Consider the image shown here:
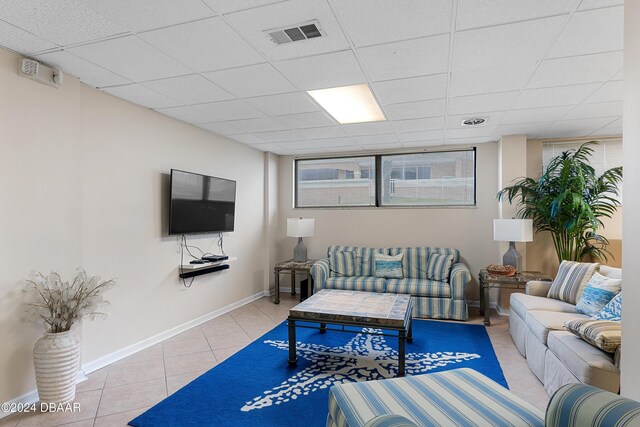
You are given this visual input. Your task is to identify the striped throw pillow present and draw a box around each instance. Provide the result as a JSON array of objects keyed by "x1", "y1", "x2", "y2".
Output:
[
  {"x1": 329, "y1": 251, "x2": 356, "y2": 277},
  {"x1": 374, "y1": 253, "x2": 404, "y2": 279},
  {"x1": 426, "y1": 253, "x2": 454, "y2": 282},
  {"x1": 565, "y1": 319, "x2": 621, "y2": 353},
  {"x1": 547, "y1": 261, "x2": 599, "y2": 304},
  {"x1": 575, "y1": 272, "x2": 621, "y2": 316}
]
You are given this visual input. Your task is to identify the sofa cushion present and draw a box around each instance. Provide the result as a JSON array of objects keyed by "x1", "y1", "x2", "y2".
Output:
[
  {"x1": 426, "y1": 253, "x2": 454, "y2": 282},
  {"x1": 329, "y1": 251, "x2": 357, "y2": 277},
  {"x1": 547, "y1": 261, "x2": 599, "y2": 304},
  {"x1": 328, "y1": 246, "x2": 388, "y2": 277},
  {"x1": 575, "y1": 272, "x2": 621, "y2": 316},
  {"x1": 510, "y1": 293, "x2": 577, "y2": 320},
  {"x1": 374, "y1": 253, "x2": 403, "y2": 279},
  {"x1": 595, "y1": 292, "x2": 622, "y2": 321},
  {"x1": 325, "y1": 276, "x2": 387, "y2": 293},
  {"x1": 524, "y1": 310, "x2": 590, "y2": 345},
  {"x1": 386, "y1": 278, "x2": 451, "y2": 298},
  {"x1": 565, "y1": 319, "x2": 622, "y2": 353},
  {"x1": 389, "y1": 247, "x2": 459, "y2": 279},
  {"x1": 547, "y1": 331, "x2": 619, "y2": 389}
]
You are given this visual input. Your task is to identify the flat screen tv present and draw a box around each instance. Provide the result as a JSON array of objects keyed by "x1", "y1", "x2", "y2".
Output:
[{"x1": 169, "y1": 169, "x2": 236, "y2": 235}]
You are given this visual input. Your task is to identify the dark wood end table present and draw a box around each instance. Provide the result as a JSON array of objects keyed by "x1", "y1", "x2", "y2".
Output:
[
  {"x1": 479, "y1": 269, "x2": 552, "y2": 326},
  {"x1": 274, "y1": 259, "x2": 316, "y2": 304}
]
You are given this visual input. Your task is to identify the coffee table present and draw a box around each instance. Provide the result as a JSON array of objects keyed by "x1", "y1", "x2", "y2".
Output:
[{"x1": 287, "y1": 289, "x2": 413, "y2": 377}]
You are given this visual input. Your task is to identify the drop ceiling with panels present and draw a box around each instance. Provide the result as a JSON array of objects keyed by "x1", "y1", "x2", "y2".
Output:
[{"x1": 0, "y1": 0, "x2": 623, "y2": 156}]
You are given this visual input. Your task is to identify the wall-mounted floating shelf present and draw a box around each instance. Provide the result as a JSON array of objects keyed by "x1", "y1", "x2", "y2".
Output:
[{"x1": 178, "y1": 257, "x2": 237, "y2": 279}]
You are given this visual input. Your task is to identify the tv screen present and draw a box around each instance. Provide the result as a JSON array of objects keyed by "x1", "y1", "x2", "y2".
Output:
[{"x1": 169, "y1": 169, "x2": 236, "y2": 235}]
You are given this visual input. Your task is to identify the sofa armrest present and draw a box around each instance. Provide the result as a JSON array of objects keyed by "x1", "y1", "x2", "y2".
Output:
[
  {"x1": 363, "y1": 415, "x2": 419, "y2": 427},
  {"x1": 311, "y1": 258, "x2": 330, "y2": 291},
  {"x1": 450, "y1": 263, "x2": 471, "y2": 300},
  {"x1": 526, "y1": 280, "x2": 553, "y2": 297},
  {"x1": 546, "y1": 383, "x2": 640, "y2": 426}
]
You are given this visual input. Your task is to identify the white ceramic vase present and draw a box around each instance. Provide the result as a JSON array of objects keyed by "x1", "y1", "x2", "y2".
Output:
[{"x1": 33, "y1": 330, "x2": 81, "y2": 404}]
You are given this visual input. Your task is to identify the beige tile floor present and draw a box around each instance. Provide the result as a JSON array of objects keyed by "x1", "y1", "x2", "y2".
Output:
[{"x1": 1, "y1": 294, "x2": 548, "y2": 427}]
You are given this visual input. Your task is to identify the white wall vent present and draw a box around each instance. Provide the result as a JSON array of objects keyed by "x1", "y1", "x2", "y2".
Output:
[{"x1": 265, "y1": 20, "x2": 323, "y2": 45}]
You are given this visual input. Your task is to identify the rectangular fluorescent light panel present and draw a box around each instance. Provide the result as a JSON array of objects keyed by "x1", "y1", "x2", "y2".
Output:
[{"x1": 307, "y1": 84, "x2": 386, "y2": 124}]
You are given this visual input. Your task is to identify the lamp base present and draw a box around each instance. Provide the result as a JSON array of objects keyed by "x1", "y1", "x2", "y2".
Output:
[
  {"x1": 503, "y1": 241, "x2": 522, "y2": 272},
  {"x1": 293, "y1": 237, "x2": 307, "y2": 262}
]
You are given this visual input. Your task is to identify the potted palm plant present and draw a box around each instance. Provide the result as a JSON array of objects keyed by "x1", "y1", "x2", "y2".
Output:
[
  {"x1": 497, "y1": 141, "x2": 622, "y2": 263},
  {"x1": 24, "y1": 269, "x2": 115, "y2": 404}
]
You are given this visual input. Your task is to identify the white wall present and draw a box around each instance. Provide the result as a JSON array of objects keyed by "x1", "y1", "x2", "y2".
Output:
[
  {"x1": 621, "y1": 1, "x2": 640, "y2": 400},
  {"x1": 0, "y1": 47, "x2": 268, "y2": 403},
  {"x1": 277, "y1": 143, "x2": 500, "y2": 301}
]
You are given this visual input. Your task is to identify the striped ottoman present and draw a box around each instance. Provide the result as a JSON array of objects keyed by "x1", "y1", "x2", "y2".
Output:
[{"x1": 327, "y1": 368, "x2": 544, "y2": 427}]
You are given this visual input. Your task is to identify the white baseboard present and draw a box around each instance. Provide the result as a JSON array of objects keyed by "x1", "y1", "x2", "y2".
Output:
[
  {"x1": 0, "y1": 290, "x2": 269, "y2": 419},
  {"x1": 468, "y1": 300, "x2": 510, "y2": 317}
]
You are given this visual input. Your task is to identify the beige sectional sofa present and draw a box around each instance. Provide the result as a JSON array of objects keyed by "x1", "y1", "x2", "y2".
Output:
[{"x1": 509, "y1": 265, "x2": 621, "y2": 396}]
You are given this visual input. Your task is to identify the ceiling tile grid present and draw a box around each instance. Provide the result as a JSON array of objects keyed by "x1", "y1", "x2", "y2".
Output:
[{"x1": 0, "y1": 0, "x2": 624, "y2": 155}]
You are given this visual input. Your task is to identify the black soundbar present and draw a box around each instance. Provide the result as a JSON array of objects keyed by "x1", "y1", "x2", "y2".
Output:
[{"x1": 179, "y1": 264, "x2": 230, "y2": 279}]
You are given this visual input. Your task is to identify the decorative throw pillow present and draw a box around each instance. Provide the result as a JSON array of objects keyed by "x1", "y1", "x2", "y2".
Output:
[
  {"x1": 575, "y1": 272, "x2": 622, "y2": 316},
  {"x1": 374, "y1": 253, "x2": 404, "y2": 279},
  {"x1": 595, "y1": 292, "x2": 622, "y2": 321},
  {"x1": 565, "y1": 319, "x2": 621, "y2": 353},
  {"x1": 547, "y1": 261, "x2": 599, "y2": 304},
  {"x1": 329, "y1": 251, "x2": 356, "y2": 277},
  {"x1": 426, "y1": 253, "x2": 454, "y2": 282}
]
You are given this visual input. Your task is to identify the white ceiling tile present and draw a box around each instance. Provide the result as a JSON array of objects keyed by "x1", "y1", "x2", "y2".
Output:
[
  {"x1": 527, "y1": 51, "x2": 623, "y2": 89},
  {"x1": 585, "y1": 80, "x2": 623, "y2": 103},
  {"x1": 384, "y1": 99, "x2": 445, "y2": 120},
  {"x1": 34, "y1": 50, "x2": 130, "y2": 87},
  {"x1": 296, "y1": 126, "x2": 347, "y2": 139},
  {"x1": 354, "y1": 134, "x2": 399, "y2": 145},
  {"x1": 224, "y1": 0, "x2": 350, "y2": 61},
  {"x1": 328, "y1": 146, "x2": 365, "y2": 153},
  {"x1": 397, "y1": 130, "x2": 445, "y2": 142},
  {"x1": 139, "y1": 17, "x2": 264, "y2": 72},
  {"x1": 343, "y1": 121, "x2": 395, "y2": 136},
  {"x1": 309, "y1": 137, "x2": 357, "y2": 147},
  {"x1": 273, "y1": 50, "x2": 366, "y2": 91},
  {"x1": 103, "y1": 84, "x2": 179, "y2": 109},
  {"x1": 253, "y1": 129, "x2": 306, "y2": 142},
  {"x1": 84, "y1": 0, "x2": 213, "y2": 33},
  {"x1": 359, "y1": 142, "x2": 403, "y2": 150},
  {"x1": 578, "y1": 0, "x2": 623, "y2": 10},
  {"x1": 501, "y1": 106, "x2": 574, "y2": 124},
  {"x1": 156, "y1": 105, "x2": 203, "y2": 122},
  {"x1": 0, "y1": 0, "x2": 124, "y2": 45},
  {"x1": 449, "y1": 62, "x2": 536, "y2": 97},
  {"x1": 603, "y1": 117, "x2": 622, "y2": 128},
  {"x1": 452, "y1": 16, "x2": 565, "y2": 72},
  {"x1": 447, "y1": 91, "x2": 518, "y2": 115},
  {"x1": 245, "y1": 92, "x2": 318, "y2": 116},
  {"x1": 563, "y1": 101, "x2": 622, "y2": 120},
  {"x1": 513, "y1": 83, "x2": 601, "y2": 109},
  {"x1": 196, "y1": 121, "x2": 245, "y2": 135},
  {"x1": 444, "y1": 136, "x2": 495, "y2": 145},
  {"x1": 288, "y1": 147, "x2": 329, "y2": 155},
  {"x1": 247, "y1": 142, "x2": 283, "y2": 152},
  {"x1": 158, "y1": 99, "x2": 264, "y2": 123},
  {"x1": 69, "y1": 36, "x2": 192, "y2": 82},
  {"x1": 542, "y1": 117, "x2": 620, "y2": 137},
  {"x1": 202, "y1": 0, "x2": 281, "y2": 14},
  {"x1": 456, "y1": 0, "x2": 578, "y2": 30},
  {"x1": 372, "y1": 74, "x2": 448, "y2": 105},
  {"x1": 401, "y1": 140, "x2": 444, "y2": 148},
  {"x1": 276, "y1": 112, "x2": 336, "y2": 129},
  {"x1": 142, "y1": 74, "x2": 234, "y2": 104},
  {"x1": 590, "y1": 127, "x2": 622, "y2": 136},
  {"x1": 392, "y1": 117, "x2": 445, "y2": 133},
  {"x1": 357, "y1": 35, "x2": 449, "y2": 81},
  {"x1": 547, "y1": 7, "x2": 623, "y2": 58},
  {"x1": 493, "y1": 123, "x2": 551, "y2": 138},
  {"x1": 276, "y1": 140, "x2": 320, "y2": 149},
  {"x1": 446, "y1": 111, "x2": 505, "y2": 129},
  {"x1": 203, "y1": 63, "x2": 296, "y2": 97},
  {"x1": 225, "y1": 117, "x2": 288, "y2": 133},
  {"x1": 446, "y1": 127, "x2": 494, "y2": 138},
  {"x1": 232, "y1": 134, "x2": 267, "y2": 144},
  {"x1": 0, "y1": 20, "x2": 57, "y2": 54},
  {"x1": 332, "y1": 0, "x2": 452, "y2": 47}
]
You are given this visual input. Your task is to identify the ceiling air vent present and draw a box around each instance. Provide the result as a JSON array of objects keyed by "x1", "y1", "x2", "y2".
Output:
[
  {"x1": 266, "y1": 20, "x2": 323, "y2": 45},
  {"x1": 461, "y1": 117, "x2": 487, "y2": 126}
]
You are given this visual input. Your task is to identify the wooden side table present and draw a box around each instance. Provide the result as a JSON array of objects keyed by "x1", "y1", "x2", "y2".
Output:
[
  {"x1": 274, "y1": 259, "x2": 316, "y2": 304},
  {"x1": 478, "y1": 269, "x2": 552, "y2": 326}
]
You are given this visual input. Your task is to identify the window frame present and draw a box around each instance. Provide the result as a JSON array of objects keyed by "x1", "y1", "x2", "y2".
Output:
[{"x1": 294, "y1": 148, "x2": 477, "y2": 209}]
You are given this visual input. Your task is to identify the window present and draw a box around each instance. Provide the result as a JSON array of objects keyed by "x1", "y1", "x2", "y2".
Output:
[
  {"x1": 294, "y1": 149, "x2": 476, "y2": 208},
  {"x1": 295, "y1": 156, "x2": 376, "y2": 207}
]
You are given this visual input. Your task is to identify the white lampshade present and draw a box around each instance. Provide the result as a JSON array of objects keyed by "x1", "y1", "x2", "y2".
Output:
[
  {"x1": 287, "y1": 218, "x2": 315, "y2": 238},
  {"x1": 493, "y1": 219, "x2": 533, "y2": 242}
]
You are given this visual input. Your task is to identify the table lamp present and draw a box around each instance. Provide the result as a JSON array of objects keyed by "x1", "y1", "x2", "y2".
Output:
[
  {"x1": 493, "y1": 219, "x2": 533, "y2": 272},
  {"x1": 287, "y1": 218, "x2": 315, "y2": 262}
]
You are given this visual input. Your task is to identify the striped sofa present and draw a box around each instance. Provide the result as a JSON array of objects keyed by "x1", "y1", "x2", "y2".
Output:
[
  {"x1": 311, "y1": 246, "x2": 471, "y2": 320},
  {"x1": 327, "y1": 368, "x2": 640, "y2": 427}
]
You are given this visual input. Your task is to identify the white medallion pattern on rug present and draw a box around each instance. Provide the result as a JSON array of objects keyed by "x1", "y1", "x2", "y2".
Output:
[{"x1": 241, "y1": 328, "x2": 480, "y2": 412}]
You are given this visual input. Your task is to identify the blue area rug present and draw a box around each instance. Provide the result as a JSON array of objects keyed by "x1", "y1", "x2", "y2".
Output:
[{"x1": 129, "y1": 319, "x2": 507, "y2": 427}]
